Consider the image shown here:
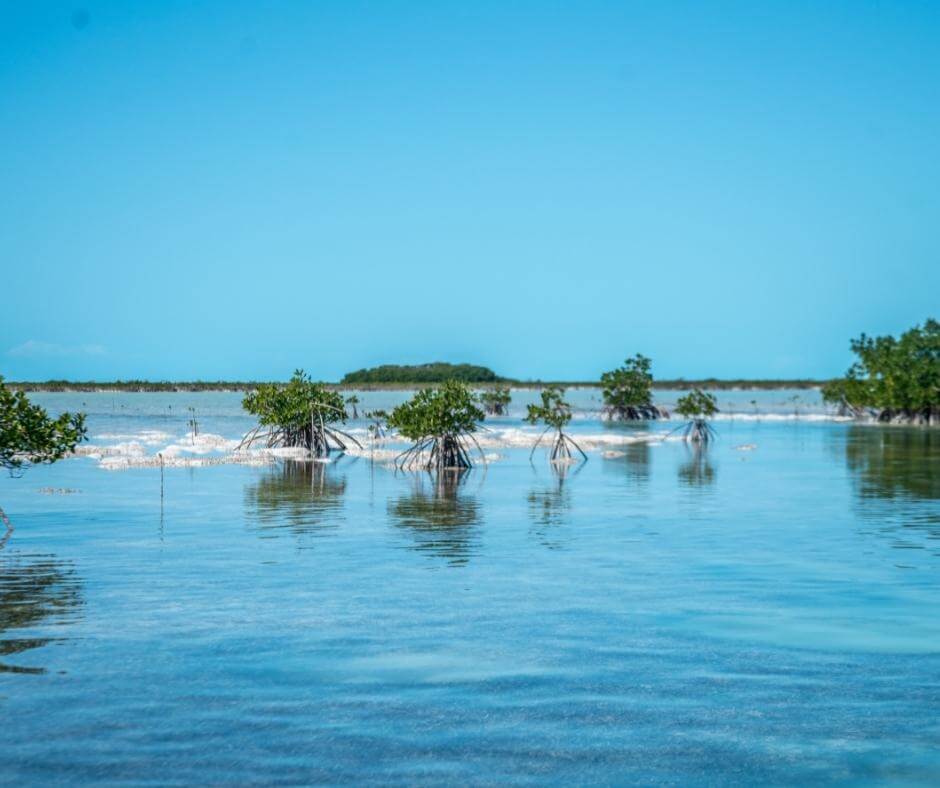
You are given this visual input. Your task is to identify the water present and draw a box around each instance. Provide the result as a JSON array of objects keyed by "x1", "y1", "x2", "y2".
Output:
[{"x1": 1, "y1": 391, "x2": 938, "y2": 784}]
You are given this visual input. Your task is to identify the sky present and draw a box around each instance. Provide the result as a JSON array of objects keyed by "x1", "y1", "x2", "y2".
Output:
[{"x1": 1, "y1": 0, "x2": 938, "y2": 382}]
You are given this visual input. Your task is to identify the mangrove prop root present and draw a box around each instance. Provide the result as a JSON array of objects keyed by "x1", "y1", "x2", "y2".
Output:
[
  {"x1": 237, "y1": 422, "x2": 359, "y2": 458},
  {"x1": 604, "y1": 404, "x2": 667, "y2": 421},
  {"x1": 683, "y1": 419, "x2": 717, "y2": 443},
  {"x1": 537, "y1": 430, "x2": 588, "y2": 464},
  {"x1": 396, "y1": 433, "x2": 475, "y2": 471}
]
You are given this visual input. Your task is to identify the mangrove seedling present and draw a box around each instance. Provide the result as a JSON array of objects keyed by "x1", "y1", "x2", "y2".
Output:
[
  {"x1": 525, "y1": 386, "x2": 587, "y2": 463},
  {"x1": 345, "y1": 394, "x2": 360, "y2": 420},
  {"x1": 365, "y1": 409, "x2": 389, "y2": 441},
  {"x1": 601, "y1": 353, "x2": 665, "y2": 420},
  {"x1": 388, "y1": 380, "x2": 485, "y2": 471},
  {"x1": 0, "y1": 376, "x2": 86, "y2": 537},
  {"x1": 238, "y1": 369, "x2": 361, "y2": 457},
  {"x1": 186, "y1": 406, "x2": 199, "y2": 445},
  {"x1": 674, "y1": 388, "x2": 718, "y2": 443},
  {"x1": 480, "y1": 385, "x2": 512, "y2": 417}
]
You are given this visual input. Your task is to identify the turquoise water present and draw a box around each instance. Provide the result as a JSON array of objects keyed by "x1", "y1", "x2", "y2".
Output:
[{"x1": 1, "y1": 392, "x2": 938, "y2": 784}]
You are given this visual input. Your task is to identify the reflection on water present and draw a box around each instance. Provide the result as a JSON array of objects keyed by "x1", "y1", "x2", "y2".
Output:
[
  {"x1": 845, "y1": 427, "x2": 939, "y2": 501},
  {"x1": 601, "y1": 441, "x2": 651, "y2": 485},
  {"x1": 245, "y1": 460, "x2": 347, "y2": 541},
  {"x1": 388, "y1": 470, "x2": 481, "y2": 565},
  {"x1": 678, "y1": 446, "x2": 716, "y2": 488},
  {"x1": 0, "y1": 554, "x2": 83, "y2": 675},
  {"x1": 841, "y1": 427, "x2": 940, "y2": 555},
  {"x1": 527, "y1": 466, "x2": 573, "y2": 549}
]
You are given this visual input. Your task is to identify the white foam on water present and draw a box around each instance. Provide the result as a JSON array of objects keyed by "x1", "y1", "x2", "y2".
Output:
[{"x1": 93, "y1": 430, "x2": 176, "y2": 445}]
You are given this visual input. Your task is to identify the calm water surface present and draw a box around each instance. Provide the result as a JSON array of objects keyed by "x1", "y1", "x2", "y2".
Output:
[{"x1": 1, "y1": 392, "x2": 938, "y2": 784}]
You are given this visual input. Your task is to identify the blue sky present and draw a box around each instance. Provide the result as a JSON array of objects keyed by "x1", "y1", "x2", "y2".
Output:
[{"x1": 2, "y1": 0, "x2": 938, "y2": 381}]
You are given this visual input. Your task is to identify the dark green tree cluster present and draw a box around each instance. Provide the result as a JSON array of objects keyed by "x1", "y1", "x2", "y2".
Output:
[
  {"x1": 1, "y1": 376, "x2": 86, "y2": 534},
  {"x1": 342, "y1": 363, "x2": 501, "y2": 385},
  {"x1": 674, "y1": 388, "x2": 719, "y2": 443},
  {"x1": 239, "y1": 370, "x2": 360, "y2": 456},
  {"x1": 388, "y1": 380, "x2": 485, "y2": 470},
  {"x1": 822, "y1": 318, "x2": 939, "y2": 424},
  {"x1": 601, "y1": 354, "x2": 664, "y2": 420},
  {"x1": 480, "y1": 385, "x2": 512, "y2": 416},
  {"x1": 525, "y1": 386, "x2": 586, "y2": 462}
]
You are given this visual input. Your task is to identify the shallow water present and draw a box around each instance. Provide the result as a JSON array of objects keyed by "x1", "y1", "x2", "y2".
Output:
[{"x1": 1, "y1": 392, "x2": 938, "y2": 784}]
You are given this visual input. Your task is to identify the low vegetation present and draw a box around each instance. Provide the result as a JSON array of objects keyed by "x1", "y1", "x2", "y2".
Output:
[
  {"x1": 601, "y1": 354, "x2": 665, "y2": 420},
  {"x1": 388, "y1": 381, "x2": 485, "y2": 471},
  {"x1": 525, "y1": 386, "x2": 587, "y2": 463},
  {"x1": 0, "y1": 376, "x2": 86, "y2": 535},
  {"x1": 674, "y1": 388, "x2": 719, "y2": 443},
  {"x1": 822, "y1": 318, "x2": 938, "y2": 424},
  {"x1": 238, "y1": 370, "x2": 361, "y2": 457}
]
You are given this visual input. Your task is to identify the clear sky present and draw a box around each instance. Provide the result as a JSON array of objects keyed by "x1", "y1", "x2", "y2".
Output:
[{"x1": 2, "y1": 1, "x2": 938, "y2": 382}]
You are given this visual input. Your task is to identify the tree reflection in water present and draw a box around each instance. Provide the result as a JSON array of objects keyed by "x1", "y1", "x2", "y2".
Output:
[
  {"x1": 844, "y1": 427, "x2": 939, "y2": 502},
  {"x1": 841, "y1": 427, "x2": 939, "y2": 554},
  {"x1": 601, "y1": 441, "x2": 651, "y2": 486},
  {"x1": 678, "y1": 445, "x2": 716, "y2": 488},
  {"x1": 0, "y1": 554, "x2": 83, "y2": 675},
  {"x1": 527, "y1": 462, "x2": 578, "y2": 549},
  {"x1": 245, "y1": 459, "x2": 348, "y2": 542},
  {"x1": 388, "y1": 470, "x2": 481, "y2": 565}
]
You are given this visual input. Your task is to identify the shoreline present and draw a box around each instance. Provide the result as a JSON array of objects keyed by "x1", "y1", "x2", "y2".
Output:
[{"x1": 7, "y1": 379, "x2": 829, "y2": 393}]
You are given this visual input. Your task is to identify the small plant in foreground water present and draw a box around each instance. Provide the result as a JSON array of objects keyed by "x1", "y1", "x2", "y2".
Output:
[
  {"x1": 525, "y1": 386, "x2": 587, "y2": 463},
  {"x1": 674, "y1": 388, "x2": 718, "y2": 443}
]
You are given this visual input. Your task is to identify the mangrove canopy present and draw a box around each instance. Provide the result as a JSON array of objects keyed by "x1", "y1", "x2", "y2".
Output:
[
  {"x1": 388, "y1": 380, "x2": 485, "y2": 471},
  {"x1": 822, "y1": 318, "x2": 939, "y2": 425},
  {"x1": 239, "y1": 370, "x2": 361, "y2": 456},
  {"x1": 601, "y1": 354, "x2": 665, "y2": 420}
]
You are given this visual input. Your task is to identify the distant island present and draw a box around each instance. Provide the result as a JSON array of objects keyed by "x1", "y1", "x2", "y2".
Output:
[{"x1": 342, "y1": 362, "x2": 503, "y2": 385}]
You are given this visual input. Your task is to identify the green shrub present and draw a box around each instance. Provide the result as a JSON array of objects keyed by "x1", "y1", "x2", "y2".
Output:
[
  {"x1": 674, "y1": 388, "x2": 718, "y2": 443},
  {"x1": 480, "y1": 385, "x2": 512, "y2": 416},
  {"x1": 822, "y1": 319, "x2": 938, "y2": 424},
  {"x1": 388, "y1": 381, "x2": 484, "y2": 470},
  {"x1": 524, "y1": 386, "x2": 586, "y2": 462},
  {"x1": 601, "y1": 354, "x2": 662, "y2": 420},
  {"x1": 240, "y1": 370, "x2": 358, "y2": 456}
]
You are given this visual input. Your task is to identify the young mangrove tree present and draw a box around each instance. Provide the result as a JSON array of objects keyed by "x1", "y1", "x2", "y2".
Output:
[
  {"x1": 526, "y1": 386, "x2": 587, "y2": 463},
  {"x1": 388, "y1": 380, "x2": 485, "y2": 471},
  {"x1": 480, "y1": 385, "x2": 512, "y2": 416},
  {"x1": 674, "y1": 388, "x2": 718, "y2": 443},
  {"x1": 601, "y1": 353, "x2": 665, "y2": 420},
  {"x1": 239, "y1": 369, "x2": 361, "y2": 456}
]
